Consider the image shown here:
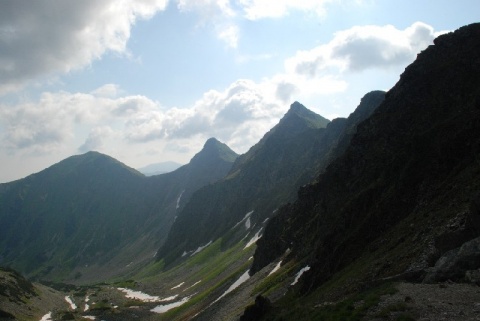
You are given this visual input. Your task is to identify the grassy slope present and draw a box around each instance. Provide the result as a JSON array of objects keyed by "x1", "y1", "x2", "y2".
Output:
[{"x1": 24, "y1": 233, "x2": 258, "y2": 321}]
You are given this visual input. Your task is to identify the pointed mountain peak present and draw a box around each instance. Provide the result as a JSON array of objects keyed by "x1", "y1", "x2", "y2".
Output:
[
  {"x1": 203, "y1": 137, "x2": 222, "y2": 148},
  {"x1": 281, "y1": 101, "x2": 330, "y2": 130},
  {"x1": 190, "y1": 138, "x2": 238, "y2": 166},
  {"x1": 288, "y1": 101, "x2": 309, "y2": 114}
]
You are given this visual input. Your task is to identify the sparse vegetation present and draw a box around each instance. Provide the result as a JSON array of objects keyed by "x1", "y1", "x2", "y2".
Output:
[{"x1": 90, "y1": 300, "x2": 112, "y2": 311}]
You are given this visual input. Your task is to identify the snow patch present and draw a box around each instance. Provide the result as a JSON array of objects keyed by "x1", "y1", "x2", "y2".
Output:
[
  {"x1": 151, "y1": 296, "x2": 191, "y2": 314},
  {"x1": 184, "y1": 280, "x2": 202, "y2": 291},
  {"x1": 170, "y1": 282, "x2": 184, "y2": 290},
  {"x1": 65, "y1": 296, "x2": 77, "y2": 310},
  {"x1": 214, "y1": 270, "x2": 250, "y2": 303},
  {"x1": 268, "y1": 261, "x2": 282, "y2": 276},
  {"x1": 40, "y1": 312, "x2": 53, "y2": 321},
  {"x1": 182, "y1": 250, "x2": 188, "y2": 257},
  {"x1": 233, "y1": 211, "x2": 254, "y2": 229},
  {"x1": 84, "y1": 294, "x2": 90, "y2": 311},
  {"x1": 190, "y1": 241, "x2": 212, "y2": 256},
  {"x1": 118, "y1": 288, "x2": 177, "y2": 303},
  {"x1": 118, "y1": 288, "x2": 160, "y2": 302},
  {"x1": 244, "y1": 229, "x2": 262, "y2": 249},
  {"x1": 176, "y1": 190, "x2": 185, "y2": 209},
  {"x1": 245, "y1": 217, "x2": 251, "y2": 229},
  {"x1": 83, "y1": 316, "x2": 96, "y2": 320},
  {"x1": 291, "y1": 266, "x2": 311, "y2": 285}
]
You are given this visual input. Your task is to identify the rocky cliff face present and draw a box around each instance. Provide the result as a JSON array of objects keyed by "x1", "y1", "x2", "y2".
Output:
[{"x1": 252, "y1": 22, "x2": 480, "y2": 296}]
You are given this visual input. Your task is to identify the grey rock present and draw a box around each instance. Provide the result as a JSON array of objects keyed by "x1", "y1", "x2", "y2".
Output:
[
  {"x1": 465, "y1": 269, "x2": 480, "y2": 285},
  {"x1": 424, "y1": 236, "x2": 480, "y2": 283}
]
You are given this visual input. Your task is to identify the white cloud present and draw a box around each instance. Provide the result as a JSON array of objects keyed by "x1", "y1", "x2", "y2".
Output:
[
  {"x1": 174, "y1": 0, "x2": 335, "y2": 47},
  {"x1": 177, "y1": 0, "x2": 235, "y2": 19},
  {"x1": 91, "y1": 84, "x2": 121, "y2": 98},
  {"x1": 286, "y1": 22, "x2": 438, "y2": 76},
  {"x1": 0, "y1": 0, "x2": 168, "y2": 94},
  {"x1": 218, "y1": 25, "x2": 240, "y2": 48},
  {"x1": 176, "y1": 0, "x2": 239, "y2": 48},
  {"x1": 0, "y1": 80, "x2": 281, "y2": 158},
  {"x1": 0, "y1": 96, "x2": 73, "y2": 153},
  {"x1": 237, "y1": 0, "x2": 334, "y2": 20},
  {"x1": 0, "y1": 87, "x2": 161, "y2": 155},
  {"x1": 78, "y1": 126, "x2": 114, "y2": 153},
  {"x1": 123, "y1": 79, "x2": 285, "y2": 150}
]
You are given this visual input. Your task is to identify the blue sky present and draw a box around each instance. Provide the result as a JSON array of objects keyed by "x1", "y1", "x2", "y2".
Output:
[{"x1": 0, "y1": 0, "x2": 478, "y2": 182}]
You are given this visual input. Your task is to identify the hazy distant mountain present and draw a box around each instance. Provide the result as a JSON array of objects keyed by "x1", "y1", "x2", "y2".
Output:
[
  {"x1": 0, "y1": 139, "x2": 237, "y2": 282},
  {"x1": 137, "y1": 161, "x2": 183, "y2": 176}
]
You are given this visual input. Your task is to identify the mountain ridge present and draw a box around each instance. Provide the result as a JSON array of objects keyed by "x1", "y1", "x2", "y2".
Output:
[
  {"x1": 157, "y1": 101, "x2": 332, "y2": 264},
  {"x1": 250, "y1": 23, "x2": 480, "y2": 309},
  {"x1": 0, "y1": 138, "x2": 237, "y2": 283},
  {"x1": 157, "y1": 94, "x2": 386, "y2": 266}
]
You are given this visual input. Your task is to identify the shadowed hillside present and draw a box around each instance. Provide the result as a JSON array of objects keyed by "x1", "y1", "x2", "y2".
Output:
[
  {"x1": 0, "y1": 139, "x2": 237, "y2": 283},
  {"x1": 248, "y1": 22, "x2": 480, "y2": 320}
]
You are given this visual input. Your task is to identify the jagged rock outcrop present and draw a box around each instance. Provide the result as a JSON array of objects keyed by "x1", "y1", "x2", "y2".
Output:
[{"x1": 251, "y1": 22, "x2": 480, "y2": 296}]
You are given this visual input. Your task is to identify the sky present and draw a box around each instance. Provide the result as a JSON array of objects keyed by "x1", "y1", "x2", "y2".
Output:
[{"x1": 0, "y1": 0, "x2": 478, "y2": 183}]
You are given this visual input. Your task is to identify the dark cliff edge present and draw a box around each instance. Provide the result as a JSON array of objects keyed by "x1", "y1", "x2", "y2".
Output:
[{"x1": 251, "y1": 22, "x2": 480, "y2": 299}]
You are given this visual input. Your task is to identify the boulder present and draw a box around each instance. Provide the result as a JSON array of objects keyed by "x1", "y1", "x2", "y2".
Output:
[
  {"x1": 424, "y1": 236, "x2": 480, "y2": 283},
  {"x1": 240, "y1": 295, "x2": 272, "y2": 321}
]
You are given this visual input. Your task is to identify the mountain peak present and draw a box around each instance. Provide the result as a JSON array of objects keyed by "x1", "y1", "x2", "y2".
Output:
[
  {"x1": 280, "y1": 101, "x2": 330, "y2": 130},
  {"x1": 289, "y1": 100, "x2": 308, "y2": 111},
  {"x1": 43, "y1": 150, "x2": 143, "y2": 180},
  {"x1": 286, "y1": 101, "x2": 311, "y2": 117},
  {"x1": 190, "y1": 138, "x2": 238, "y2": 165},
  {"x1": 203, "y1": 137, "x2": 222, "y2": 148}
]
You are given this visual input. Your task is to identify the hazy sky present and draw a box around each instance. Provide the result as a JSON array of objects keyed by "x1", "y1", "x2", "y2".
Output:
[{"x1": 0, "y1": 0, "x2": 478, "y2": 182}]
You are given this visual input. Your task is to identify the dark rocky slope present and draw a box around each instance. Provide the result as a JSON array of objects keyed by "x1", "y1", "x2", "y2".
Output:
[
  {"x1": 157, "y1": 94, "x2": 385, "y2": 265},
  {"x1": 157, "y1": 103, "x2": 331, "y2": 263},
  {"x1": 252, "y1": 21, "x2": 480, "y2": 302},
  {"x1": 0, "y1": 267, "x2": 65, "y2": 320}
]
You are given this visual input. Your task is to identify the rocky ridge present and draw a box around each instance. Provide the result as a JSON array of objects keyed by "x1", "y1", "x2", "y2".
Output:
[{"x1": 248, "y1": 22, "x2": 480, "y2": 319}]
